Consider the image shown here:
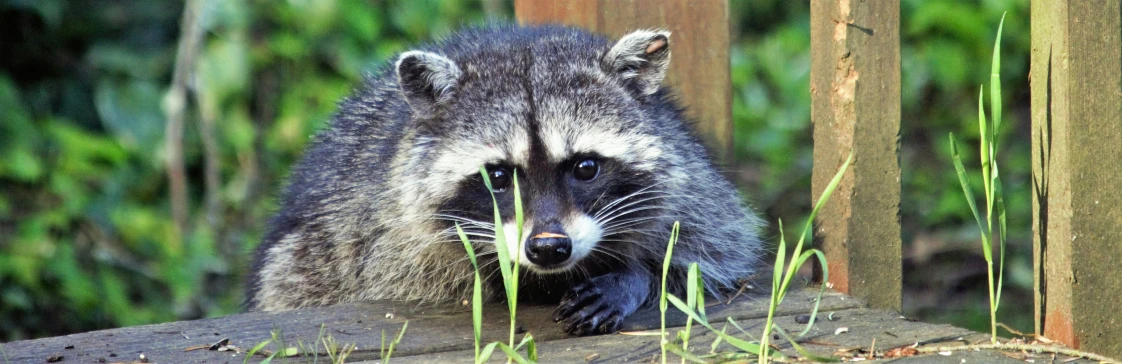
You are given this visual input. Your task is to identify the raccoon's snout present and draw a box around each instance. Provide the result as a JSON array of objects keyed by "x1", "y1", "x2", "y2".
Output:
[{"x1": 525, "y1": 221, "x2": 572, "y2": 267}]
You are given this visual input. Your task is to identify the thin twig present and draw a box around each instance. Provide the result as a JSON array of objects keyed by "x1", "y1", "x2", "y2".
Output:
[
  {"x1": 916, "y1": 343, "x2": 1120, "y2": 363},
  {"x1": 996, "y1": 322, "x2": 1034, "y2": 339},
  {"x1": 165, "y1": 0, "x2": 206, "y2": 235}
]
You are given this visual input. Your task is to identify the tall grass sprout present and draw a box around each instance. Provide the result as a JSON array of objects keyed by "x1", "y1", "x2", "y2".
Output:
[{"x1": 948, "y1": 13, "x2": 1007, "y2": 344}]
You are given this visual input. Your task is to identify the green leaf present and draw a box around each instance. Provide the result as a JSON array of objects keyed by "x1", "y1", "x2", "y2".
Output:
[
  {"x1": 667, "y1": 295, "x2": 775, "y2": 356},
  {"x1": 772, "y1": 219, "x2": 786, "y2": 294},
  {"x1": 515, "y1": 333, "x2": 537, "y2": 362},
  {"x1": 948, "y1": 133, "x2": 987, "y2": 241},
  {"x1": 383, "y1": 321, "x2": 408, "y2": 362},
  {"x1": 198, "y1": 36, "x2": 250, "y2": 102},
  {"x1": 242, "y1": 340, "x2": 271, "y2": 364},
  {"x1": 456, "y1": 223, "x2": 484, "y2": 359},
  {"x1": 990, "y1": 13, "x2": 1006, "y2": 146},
  {"x1": 660, "y1": 222, "x2": 681, "y2": 313},
  {"x1": 978, "y1": 85, "x2": 991, "y2": 206},
  {"x1": 479, "y1": 167, "x2": 515, "y2": 312},
  {"x1": 796, "y1": 249, "x2": 829, "y2": 337},
  {"x1": 478, "y1": 342, "x2": 498, "y2": 364}
]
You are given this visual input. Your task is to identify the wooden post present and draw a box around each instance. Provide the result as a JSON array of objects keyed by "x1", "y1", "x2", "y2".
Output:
[
  {"x1": 809, "y1": 0, "x2": 902, "y2": 311},
  {"x1": 515, "y1": 0, "x2": 734, "y2": 163},
  {"x1": 1031, "y1": 0, "x2": 1122, "y2": 357}
]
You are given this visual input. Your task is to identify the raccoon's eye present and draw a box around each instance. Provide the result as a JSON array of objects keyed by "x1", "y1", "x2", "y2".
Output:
[
  {"x1": 572, "y1": 159, "x2": 599, "y2": 181},
  {"x1": 486, "y1": 167, "x2": 512, "y2": 192}
]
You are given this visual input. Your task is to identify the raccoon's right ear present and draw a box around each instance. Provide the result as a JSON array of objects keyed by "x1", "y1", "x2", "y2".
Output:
[
  {"x1": 603, "y1": 29, "x2": 671, "y2": 96},
  {"x1": 395, "y1": 50, "x2": 463, "y2": 116}
]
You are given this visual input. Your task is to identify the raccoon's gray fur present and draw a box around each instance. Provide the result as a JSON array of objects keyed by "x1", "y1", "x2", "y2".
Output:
[{"x1": 248, "y1": 25, "x2": 764, "y2": 336}]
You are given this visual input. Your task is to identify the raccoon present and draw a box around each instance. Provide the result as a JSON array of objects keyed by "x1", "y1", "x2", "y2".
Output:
[{"x1": 248, "y1": 25, "x2": 764, "y2": 336}]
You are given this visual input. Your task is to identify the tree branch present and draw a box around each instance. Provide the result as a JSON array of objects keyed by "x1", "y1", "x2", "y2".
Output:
[{"x1": 164, "y1": 0, "x2": 206, "y2": 236}]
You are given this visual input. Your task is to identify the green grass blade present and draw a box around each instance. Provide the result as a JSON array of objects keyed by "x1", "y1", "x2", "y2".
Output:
[
  {"x1": 660, "y1": 221, "x2": 681, "y2": 364},
  {"x1": 479, "y1": 167, "x2": 520, "y2": 349},
  {"x1": 509, "y1": 171, "x2": 524, "y2": 348},
  {"x1": 772, "y1": 325, "x2": 840, "y2": 363},
  {"x1": 514, "y1": 333, "x2": 537, "y2": 361},
  {"x1": 995, "y1": 184, "x2": 1007, "y2": 309},
  {"x1": 990, "y1": 13, "x2": 1006, "y2": 146},
  {"x1": 693, "y1": 264, "x2": 707, "y2": 322},
  {"x1": 686, "y1": 262, "x2": 699, "y2": 313},
  {"x1": 513, "y1": 170, "x2": 524, "y2": 240},
  {"x1": 457, "y1": 223, "x2": 485, "y2": 359},
  {"x1": 683, "y1": 262, "x2": 700, "y2": 351},
  {"x1": 493, "y1": 343, "x2": 532, "y2": 364},
  {"x1": 772, "y1": 219, "x2": 786, "y2": 294},
  {"x1": 511, "y1": 169, "x2": 524, "y2": 297},
  {"x1": 667, "y1": 295, "x2": 770, "y2": 355},
  {"x1": 801, "y1": 153, "x2": 853, "y2": 241},
  {"x1": 781, "y1": 153, "x2": 851, "y2": 298},
  {"x1": 795, "y1": 249, "x2": 829, "y2": 337},
  {"x1": 244, "y1": 340, "x2": 272, "y2": 364},
  {"x1": 479, "y1": 167, "x2": 515, "y2": 309},
  {"x1": 726, "y1": 317, "x2": 759, "y2": 340},
  {"x1": 479, "y1": 342, "x2": 499, "y2": 364},
  {"x1": 949, "y1": 133, "x2": 987, "y2": 237},
  {"x1": 525, "y1": 335, "x2": 537, "y2": 362},
  {"x1": 709, "y1": 323, "x2": 729, "y2": 354},
  {"x1": 664, "y1": 342, "x2": 711, "y2": 363},
  {"x1": 978, "y1": 86, "x2": 992, "y2": 207},
  {"x1": 383, "y1": 321, "x2": 408, "y2": 363},
  {"x1": 661, "y1": 221, "x2": 681, "y2": 313},
  {"x1": 988, "y1": 13, "x2": 1007, "y2": 311}
]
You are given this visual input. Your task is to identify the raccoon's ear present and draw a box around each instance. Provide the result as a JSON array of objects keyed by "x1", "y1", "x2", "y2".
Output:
[
  {"x1": 395, "y1": 50, "x2": 463, "y2": 116},
  {"x1": 603, "y1": 29, "x2": 671, "y2": 96}
]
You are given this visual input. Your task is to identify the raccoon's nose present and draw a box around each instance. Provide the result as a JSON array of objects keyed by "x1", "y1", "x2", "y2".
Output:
[{"x1": 525, "y1": 223, "x2": 572, "y2": 267}]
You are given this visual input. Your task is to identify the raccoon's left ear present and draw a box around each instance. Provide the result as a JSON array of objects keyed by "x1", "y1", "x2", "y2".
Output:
[
  {"x1": 396, "y1": 50, "x2": 463, "y2": 117},
  {"x1": 603, "y1": 29, "x2": 671, "y2": 96}
]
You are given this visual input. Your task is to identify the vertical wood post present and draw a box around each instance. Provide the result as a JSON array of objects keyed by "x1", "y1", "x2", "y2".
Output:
[
  {"x1": 515, "y1": 0, "x2": 733, "y2": 163},
  {"x1": 809, "y1": 0, "x2": 902, "y2": 311},
  {"x1": 1031, "y1": 0, "x2": 1122, "y2": 357}
]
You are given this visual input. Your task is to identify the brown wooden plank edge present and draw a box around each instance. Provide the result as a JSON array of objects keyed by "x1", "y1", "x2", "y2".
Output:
[
  {"x1": 386, "y1": 308, "x2": 1000, "y2": 363},
  {"x1": 0, "y1": 288, "x2": 861, "y2": 363}
]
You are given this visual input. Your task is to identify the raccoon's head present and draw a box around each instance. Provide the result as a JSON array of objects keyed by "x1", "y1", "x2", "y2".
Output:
[{"x1": 393, "y1": 28, "x2": 683, "y2": 273}]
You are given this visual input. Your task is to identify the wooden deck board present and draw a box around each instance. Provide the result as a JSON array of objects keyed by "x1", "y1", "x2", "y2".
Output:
[
  {"x1": 384, "y1": 308, "x2": 986, "y2": 363},
  {"x1": 0, "y1": 288, "x2": 860, "y2": 363},
  {"x1": 4, "y1": 287, "x2": 1094, "y2": 363},
  {"x1": 387, "y1": 308, "x2": 1095, "y2": 363}
]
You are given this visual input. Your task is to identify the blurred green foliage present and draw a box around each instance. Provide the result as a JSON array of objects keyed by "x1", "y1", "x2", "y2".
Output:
[{"x1": 0, "y1": 0, "x2": 1031, "y2": 340}]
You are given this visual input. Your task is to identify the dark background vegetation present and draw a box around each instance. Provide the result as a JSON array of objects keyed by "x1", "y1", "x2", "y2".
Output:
[{"x1": 0, "y1": 0, "x2": 1030, "y2": 341}]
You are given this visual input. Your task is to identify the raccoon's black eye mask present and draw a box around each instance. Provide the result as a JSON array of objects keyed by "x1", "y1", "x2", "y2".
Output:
[{"x1": 481, "y1": 155, "x2": 603, "y2": 194}]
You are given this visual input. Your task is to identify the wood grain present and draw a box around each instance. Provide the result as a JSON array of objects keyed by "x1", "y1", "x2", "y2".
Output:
[
  {"x1": 1031, "y1": 0, "x2": 1122, "y2": 358},
  {"x1": 809, "y1": 0, "x2": 902, "y2": 311}
]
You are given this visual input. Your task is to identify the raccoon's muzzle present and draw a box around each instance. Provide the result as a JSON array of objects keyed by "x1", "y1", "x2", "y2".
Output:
[{"x1": 525, "y1": 220, "x2": 572, "y2": 267}]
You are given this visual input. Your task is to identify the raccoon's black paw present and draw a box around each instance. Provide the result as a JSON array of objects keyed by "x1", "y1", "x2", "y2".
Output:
[{"x1": 552, "y1": 272, "x2": 647, "y2": 336}]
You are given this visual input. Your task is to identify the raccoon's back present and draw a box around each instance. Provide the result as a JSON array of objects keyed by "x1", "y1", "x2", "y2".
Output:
[{"x1": 246, "y1": 76, "x2": 412, "y2": 306}]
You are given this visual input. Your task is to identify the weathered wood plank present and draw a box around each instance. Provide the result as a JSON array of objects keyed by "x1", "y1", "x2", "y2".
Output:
[
  {"x1": 0, "y1": 288, "x2": 860, "y2": 363},
  {"x1": 515, "y1": 0, "x2": 734, "y2": 162},
  {"x1": 809, "y1": 0, "x2": 902, "y2": 310},
  {"x1": 385, "y1": 308, "x2": 1012, "y2": 363},
  {"x1": 1030, "y1": 0, "x2": 1122, "y2": 358}
]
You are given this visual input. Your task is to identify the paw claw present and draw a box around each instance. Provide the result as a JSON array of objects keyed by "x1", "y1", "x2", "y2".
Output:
[{"x1": 554, "y1": 272, "x2": 647, "y2": 336}]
